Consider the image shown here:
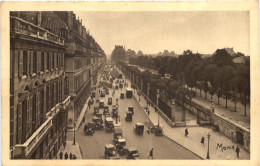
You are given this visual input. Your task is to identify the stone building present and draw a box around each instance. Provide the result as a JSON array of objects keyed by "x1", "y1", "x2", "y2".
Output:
[
  {"x1": 54, "y1": 12, "x2": 106, "y2": 128},
  {"x1": 10, "y1": 11, "x2": 71, "y2": 159}
]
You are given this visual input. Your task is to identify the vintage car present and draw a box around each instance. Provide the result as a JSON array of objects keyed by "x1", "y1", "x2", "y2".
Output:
[
  {"x1": 126, "y1": 147, "x2": 139, "y2": 159},
  {"x1": 105, "y1": 89, "x2": 109, "y2": 95},
  {"x1": 119, "y1": 83, "x2": 123, "y2": 89},
  {"x1": 104, "y1": 112, "x2": 111, "y2": 118},
  {"x1": 84, "y1": 122, "x2": 95, "y2": 136},
  {"x1": 113, "y1": 127, "x2": 123, "y2": 144},
  {"x1": 128, "y1": 106, "x2": 134, "y2": 114},
  {"x1": 112, "y1": 108, "x2": 118, "y2": 118},
  {"x1": 91, "y1": 90, "x2": 96, "y2": 98},
  {"x1": 108, "y1": 97, "x2": 112, "y2": 105},
  {"x1": 92, "y1": 116, "x2": 104, "y2": 130},
  {"x1": 96, "y1": 112, "x2": 102, "y2": 119},
  {"x1": 115, "y1": 139, "x2": 127, "y2": 155},
  {"x1": 93, "y1": 104, "x2": 99, "y2": 115},
  {"x1": 105, "y1": 117, "x2": 114, "y2": 132},
  {"x1": 115, "y1": 85, "x2": 119, "y2": 90},
  {"x1": 100, "y1": 90, "x2": 106, "y2": 97},
  {"x1": 147, "y1": 125, "x2": 163, "y2": 136},
  {"x1": 126, "y1": 88, "x2": 133, "y2": 98},
  {"x1": 99, "y1": 100, "x2": 105, "y2": 109},
  {"x1": 96, "y1": 98, "x2": 100, "y2": 103},
  {"x1": 104, "y1": 144, "x2": 120, "y2": 159},
  {"x1": 134, "y1": 123, "x2": 144, "y2": 135},
  {"x1": 120, "y1": 93, "x2": 124, "y2": 99},
  {"x1": 103, "y1": 105, "x2": 109, "y2": 115},
  {"x1": 125, "y1": 111, "x2": 133, "y2": 121}
]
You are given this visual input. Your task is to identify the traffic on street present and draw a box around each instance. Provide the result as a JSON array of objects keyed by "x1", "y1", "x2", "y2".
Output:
[{"x1": 66, "y1": 63, "x2": 202, "y2": 160}]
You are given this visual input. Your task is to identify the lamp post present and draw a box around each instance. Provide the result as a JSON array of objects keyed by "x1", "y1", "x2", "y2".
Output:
[
  {"x1": 73, "y1": 122, "x2": 76, "y2": 145},
  {"x1": 206, "y1": 133, "x2": 210, "y2": 159}
]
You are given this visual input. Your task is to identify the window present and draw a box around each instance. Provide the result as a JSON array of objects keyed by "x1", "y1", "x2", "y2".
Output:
[
  {"x1": 22, "y1": 100, "x2": 27, "y2": 143},
  {"x1": 41, "y1": 52, "x2": 44, "y2": 71},
  {"x1": 33, "y1": 51, "x2": 37, "y2": 73},
  {"x1": 65, "y1": 77, "x2": 69, "y2": 96},
  {"x1": 40, "y1": 90, "x2": 44, "y2": 124},
  {"x1": 32, "y1": 94, "x2": 36, "y2": 132},
  {"x1": 52, "y1": 53, "x2": 55, "y2": 69},
  {"x1": 47, "y1": 53, "x2": 50, "y2": 70},
  {"x1": 46, "y1": 86, "x2": 49, "y2": 112},
  {"x1": 23, "y1": 51, "x2": 28, "y2": 75},
  {"x1": 57, "y1": 53, "x2": 59, "y2": 68},
  {"x1": 50, "y1": 84, "x2": 53, "y2": 108}
]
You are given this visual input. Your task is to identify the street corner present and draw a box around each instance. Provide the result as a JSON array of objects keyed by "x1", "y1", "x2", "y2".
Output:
[{"x1": 62, "y1": 141, "x2": 83, "y2": 159}]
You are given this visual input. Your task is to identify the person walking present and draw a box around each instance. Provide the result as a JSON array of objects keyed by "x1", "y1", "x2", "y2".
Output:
[
  {"x1": 64, "y1": 152, "x2": 68, "y2": 160},
  {"x1": 235, "y1": 146, "x2": 240, "y2": 158},
  {"x1": 200, "y1": 136, "x2": 205, "y2": 146},
  {"x1": 69, "y1": 153, "x2": 73, "y2": 159},
  {"x1": 148, "y1": 148, "x2": 154, "y2": 159},
  {"x1": 147, "y1": 109, "x2": 150, "y2": 116},
  {"x1": 59, "y1": 151, "x2": 63, "y2": 159},
  {"x1": 185, "y1": 128, "x2": 189, "y2": 137}
]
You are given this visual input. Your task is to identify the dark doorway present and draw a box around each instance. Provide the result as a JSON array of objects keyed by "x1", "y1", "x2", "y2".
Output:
[{"x1": 236, "y1": 131, "x2": 244, "y2": 145}]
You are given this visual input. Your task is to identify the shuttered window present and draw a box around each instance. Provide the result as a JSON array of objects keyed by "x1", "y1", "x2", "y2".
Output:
[
  {"x1": 33, "y1": 51, "x2": 37, "y2": 73},
  {"x1": 23, "y1": 51, "x2": 28, "y2": 75},
  {"x1": 41, "y1": 52, "x2": 44, "y2": 71},
  {"x1": 47, "y1": 53, "x2": 50, "y2": 70}
]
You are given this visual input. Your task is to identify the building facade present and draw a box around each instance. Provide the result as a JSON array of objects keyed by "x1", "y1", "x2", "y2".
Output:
[
  {"x1": 10, "y1": 11, "x2": 106, "y2": 159},
  {"x1": 54, "y1": 12, "x2": 106, "y2": 128},
  {"x1": 10, "y1": 11, "x2": 70, "y2": 159}
]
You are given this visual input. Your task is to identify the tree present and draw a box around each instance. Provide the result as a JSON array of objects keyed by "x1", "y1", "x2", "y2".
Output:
[
  {"x1": 137, "y1": 50, "x2": 143, "y2": 56},
  {"x1": 163, "y1": 50, "x2": 170, "y2": 56},
  {"x1": 216, "y1": 88, "x2": 222, "y2": 105},
  {"x1": 203, "y1": 81, "x2": 209, "y2": 99}
]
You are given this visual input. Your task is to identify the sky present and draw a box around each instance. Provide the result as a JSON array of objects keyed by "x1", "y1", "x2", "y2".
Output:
[{"x1": 74, "y1": 11, "x2": 249, "y2": 57}]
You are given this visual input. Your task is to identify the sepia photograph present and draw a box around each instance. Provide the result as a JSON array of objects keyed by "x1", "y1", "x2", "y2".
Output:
[{"x1": 1, "y1": 1, "x2": 259, "y2": 166}]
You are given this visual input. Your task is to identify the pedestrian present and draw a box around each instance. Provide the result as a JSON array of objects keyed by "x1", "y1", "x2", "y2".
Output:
[
  {"x1": 200, "y1": 136, "x2": 205, "y2": 145},
  {"x1": 148, "y1": 148, "x2": 154, "y2": 159},
  {"x1": 69, "y1": 153, "x2": 73, "y2": 159},
  {"x1": 64, "y1": 152, "x2": 68, "y2": 160},
  {"x1": 148, "y1": 109, "x2": 150, "y2": 116},
  {"x1": 235, "y1": 146, "x2": 240, "y2": 158},
  {"x1": 59, "y1": 151, "x2": 63, "y2": 159},
  {"x1": 72, "y1": 154, "x2": 77, "y2": 159},
  {"x1": 185, "y1": 128, "x2": 189, "y2": 136},
  {"x1": 82, "y1": 116, "x2": 85, "y2": 123}
]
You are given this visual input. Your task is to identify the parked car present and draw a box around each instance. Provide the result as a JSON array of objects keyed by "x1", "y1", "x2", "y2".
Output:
[{"x1": 84, "y1": 122, "x2": 95, "y2": 136}]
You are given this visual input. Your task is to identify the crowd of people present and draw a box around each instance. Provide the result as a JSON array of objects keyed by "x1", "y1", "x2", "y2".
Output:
[{"x1": 59, "y1": 152, "x2": 78, "y2": 160}]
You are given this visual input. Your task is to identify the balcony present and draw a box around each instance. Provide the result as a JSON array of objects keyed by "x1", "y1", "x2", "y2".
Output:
[
  {"x1": 13, "y1": 117, "x2": 52, "y2": 158},
  {"x1": 11, "y1": 16, "x2": 64, "y2": 46},
  {"x1": 13, "y1": 97, "x2": 71, "y2": 159}
]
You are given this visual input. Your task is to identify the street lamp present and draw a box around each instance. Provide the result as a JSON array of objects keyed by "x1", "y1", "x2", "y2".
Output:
[
  {"x1": 73, "y1": 122, "x2": 76, "y2": 145},
  {"x1": 206, "y1": 133, "x2": 210, "y2": 159}
]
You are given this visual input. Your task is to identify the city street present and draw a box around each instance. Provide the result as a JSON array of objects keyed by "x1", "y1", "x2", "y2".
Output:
[{"x1": 66, "y1": 74, "x2": 201, "y2": 159}]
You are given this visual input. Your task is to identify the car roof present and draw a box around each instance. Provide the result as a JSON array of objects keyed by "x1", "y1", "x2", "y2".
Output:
[
  {"x1": 118, "y1": 138, "x2": 126, "y2": 142},
  {"x1": 128, "y1": 147, "x2": 138, "y2": 151},
  {"x1": 136, "y1": 123, "x2": 144, "y2": 126},
  {"x1": 126, "y1": 87, "x2": 133, "y2": 91},
  {"x1": 105, "y1": 117, "x2": 113, "y2": 121},
  {"x1": 105, "y1": 144, "x2": 115, "y2": 148}
]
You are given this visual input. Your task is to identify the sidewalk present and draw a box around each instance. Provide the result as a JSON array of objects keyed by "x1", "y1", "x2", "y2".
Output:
[
  {"x1": 192, "y1": 94, "x2": 250, "y2": 129},
  {"x1": 57, "y1": 141, "x2": 82, "y2": 159},
  {"x1": 68, "y1": 97, "x2": 91, "y2": 132},
  {"x1": 123, "y1": 76, "x2": 250, "y2": 160}
]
